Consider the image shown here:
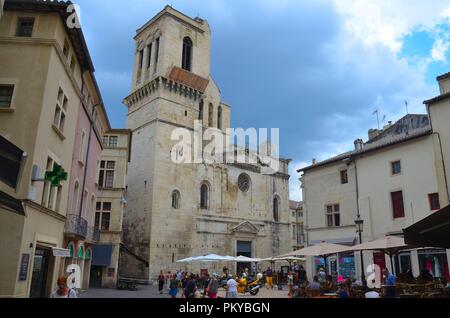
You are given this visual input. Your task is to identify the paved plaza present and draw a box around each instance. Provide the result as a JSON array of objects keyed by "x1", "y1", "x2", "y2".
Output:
[{"x1": 79, "y1": 285, "x2": 289, "y2": 299}]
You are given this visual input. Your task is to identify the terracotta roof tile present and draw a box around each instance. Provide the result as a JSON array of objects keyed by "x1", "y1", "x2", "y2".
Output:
[{"x1": 168, "y1": 67, "x2": 209, "y2": 93}]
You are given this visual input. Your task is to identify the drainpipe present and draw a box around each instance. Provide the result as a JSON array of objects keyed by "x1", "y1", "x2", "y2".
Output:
[
  {"x1": 345, "y1": 156, "x2": 366, "y2": 286},
  {"x1": 354, "y1": 159, "x2": 366, "y2": 285}
]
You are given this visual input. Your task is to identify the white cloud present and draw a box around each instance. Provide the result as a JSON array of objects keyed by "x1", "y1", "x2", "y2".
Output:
[
  {"x1": 333, "y1": 0, "x2": 450, "y2": 54},
  {"x1": 431, "y1": 38, "x2": 450, "y2": 62}
]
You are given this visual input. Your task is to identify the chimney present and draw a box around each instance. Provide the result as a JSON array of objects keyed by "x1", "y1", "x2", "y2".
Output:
[
  {"x1": 368, "y1": 129, "x2": 381, "y2": 141},
  {"x1": 383, "y1": 121, "x2": 393, "y2": 130},
  {"x1": 312, "y1": 158, "x2": 317, "y2": 165},
  {"x1": 354, "y1": 139, "x2": 364, "y2": 151}
]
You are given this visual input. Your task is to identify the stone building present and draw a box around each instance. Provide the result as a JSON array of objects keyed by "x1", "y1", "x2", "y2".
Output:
[
  {"x1": 90, "y1": 130, "x2": 130, "y2": 288},
  {"x1": 0, "y1": 0, "x2": 4, "y2": 21},
  {"x1": 299, "y1": 112, "x2": 450, "y2": 281},
  {"x1": 120, "y1": 6, "x2": 292, "y2": 281},
  {"x1": 289, "y1": 201, "x2": 304, "y2": 251}
]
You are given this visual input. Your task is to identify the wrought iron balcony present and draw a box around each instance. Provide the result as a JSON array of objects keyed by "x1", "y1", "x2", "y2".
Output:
[
  {"x1": 64, "y1": 214, "x2": 88, "y2": 239},
  {"x1": 87, "y1": 226, "x2": 100, "y2": 242}
]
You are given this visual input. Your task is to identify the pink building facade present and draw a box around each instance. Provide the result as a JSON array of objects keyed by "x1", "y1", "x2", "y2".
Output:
[{"x1": 63, "y1": 76, "x2": 110, "y2": 290}]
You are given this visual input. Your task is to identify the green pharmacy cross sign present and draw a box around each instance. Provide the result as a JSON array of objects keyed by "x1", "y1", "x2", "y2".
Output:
[{"x1": 44, "y1": 164, "x2": 68, "y2": 187}]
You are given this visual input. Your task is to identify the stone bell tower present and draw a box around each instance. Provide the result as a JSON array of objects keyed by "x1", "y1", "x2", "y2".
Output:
[
  {"x1": 130, "y1": 5, "x2": 211, "y2": 90},
  {"x1": 120, "y1": 6, "x2": 231, "y2": 281}
]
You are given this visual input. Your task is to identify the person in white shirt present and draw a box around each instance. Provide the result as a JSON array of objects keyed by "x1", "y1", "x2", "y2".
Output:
[
  {"x1": 51, "y1": 276, "x2": 77, "y2": 298},
  {"x1": 365, "y1": 290, "x2": 380, "y2": 298},
  {"x1": 226, "y1": 276, "x2": 238, "y2": 298}
]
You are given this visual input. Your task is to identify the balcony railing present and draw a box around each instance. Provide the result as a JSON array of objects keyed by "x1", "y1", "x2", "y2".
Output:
[
  {"x1": 87, "y1": 226, "x2": 100, "y2": 242},
  {"x1": 65, "y1": 214, "x2": 88, "y2": 239}
]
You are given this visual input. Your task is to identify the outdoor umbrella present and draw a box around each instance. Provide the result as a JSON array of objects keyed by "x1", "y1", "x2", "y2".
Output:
[
  {"x1": 176, "y1": 257, "x2": 197, "y2": 263},
  {"x1": 176, "y1": 254, "x2": 236, "y2": 273},
  {"x1": 346, "y1": 236, "x2": 408, "y2": 273},
  {"x1": 404, "y1": 205, "x2": 450, "y2": 249},
  {"x1": 274, "y1": 257, "x2": 306, "y2": 271},
  {"x1": 277, "y1": 243, "x2": 350, "y2": 274},
  {"x1": 177, "y1": 254, "x2": 233, "y2": 262},
  {"x1": 275, "y1": 257, "x2": 306, "y2": 262},
  {"x1": 196, "y1": 254, "x2": 232, "y2": 262},
  {"x1": 234, "y1": 255, "x2": 262, "y2": 262}
]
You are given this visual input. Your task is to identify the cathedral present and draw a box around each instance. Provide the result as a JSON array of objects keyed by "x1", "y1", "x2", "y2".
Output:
[{"x1": 120, "y1": 6, "x2": 292, "y2": 281}]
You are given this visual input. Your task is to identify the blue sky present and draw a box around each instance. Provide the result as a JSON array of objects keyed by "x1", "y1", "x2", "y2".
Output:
[{"x1": 74, "y1": 0, "x2": 450, "y2": 201}]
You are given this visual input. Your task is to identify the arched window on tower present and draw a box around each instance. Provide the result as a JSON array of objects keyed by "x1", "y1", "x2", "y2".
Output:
[
  {"x1": 273, "y1": 196, "x2": 280, "y2": 222},
  {"x1": 200, "y1": 184, "x2": 209, "y2": 209},
  {"x1": 217, "y1": 106, "x2": 222, "y2": 130},
  {"x1": 182, "y1": 37, "x2": 193, "y2": 71},
  {"x1": 208, "y1": 103, "x2": 214, "y2": 127},
  {"x1": 199, "y1": 100, "x2": 204, "y2": 121},
  {"x1": 172, "y1": 190, "x2": 180, "y2": 209}
]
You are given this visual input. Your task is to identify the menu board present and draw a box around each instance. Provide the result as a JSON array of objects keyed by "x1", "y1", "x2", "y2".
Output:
[
  {"x1": 339, "y1": 256, "x2": 355, "y2": 279},
  {"x1": 18, "y1": 254, "x2": 30, "y2": 281}
]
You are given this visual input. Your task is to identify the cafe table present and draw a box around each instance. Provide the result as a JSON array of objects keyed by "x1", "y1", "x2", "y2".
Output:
[
  {"x1": 399, "y1": 293, "x2": 421, "y2": 298},
  {"x1": 321, "y1": 293, "x2": 339, "y2": 299}
]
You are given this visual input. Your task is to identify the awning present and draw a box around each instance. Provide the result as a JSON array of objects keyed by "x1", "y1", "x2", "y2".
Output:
[
  {"x1": 0, "y1": 190, "x2": 25, "y2": 216},
  {"x1": 310, "y1": 237, "x2": 357, "y2": 247},
  {"x1": 278, "y1": 243, "x2": 351, "y2": 258},
  {"x1": 404, "y1": 205, "x2": 450, "y2": 249},
  {"x1": 52, "y1": 247, "x2": 71, "y2": 257},
  {"x1": 92, "y1": 244, "x2": 113, "y2": 266}
]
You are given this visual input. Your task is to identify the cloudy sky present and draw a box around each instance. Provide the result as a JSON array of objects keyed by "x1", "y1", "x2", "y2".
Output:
[{"x1": 75, "y1": 0, "x2": 450, "y2": 201}]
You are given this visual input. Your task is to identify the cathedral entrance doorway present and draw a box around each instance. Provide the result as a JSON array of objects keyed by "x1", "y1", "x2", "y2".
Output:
[{"x1": 236, "y1": 241, "x2": 252, "y2": 275}]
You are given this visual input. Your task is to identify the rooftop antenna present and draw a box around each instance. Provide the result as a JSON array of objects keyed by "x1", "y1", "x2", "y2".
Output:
[
  {"x1": 405, "y1": 100, "x2": 409, "y2": 115},
  {"x1": 382, "y1": 114, "x2": 387, "y2": 126},
  {"x1": 372, "y1": 109, "x2": 380, "y2": 130}
]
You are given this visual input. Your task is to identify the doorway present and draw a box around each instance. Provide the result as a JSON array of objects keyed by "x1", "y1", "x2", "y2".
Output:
[
  {"x1": 89, "y1": 265, "x2": 103, "y2": 288},
  {"x1": 236, "y1": 241, "x2": 252, "y2": 275},
  {"x1": 29, "y1": 247, "x2": 53, "y2": 298},
  {"x1": 395, "y1": 252, "x2": 412, "y2": 276},
  {"x1": 373, "y1": 252, "x2": 386, "y2": 271}
]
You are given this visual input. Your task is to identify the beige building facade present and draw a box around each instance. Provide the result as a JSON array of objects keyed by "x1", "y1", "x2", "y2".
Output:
[
  {"x1": 0, "y1": 0, "x2": 130, "y2": 296},
  {"x1": 90, "y1": 130, "x2": 130, "y2": 288},
  {"x1": 120, "y1": 6, "x2": 292, "y2": 281},
  {"x1": 0, "y1": 1, "x2": 90, "y2": 297},
  {"x1": 289, "y1": 201, "x2": 304, "y2": 251},
  {"x1": 300, "y1": 113, "x2": 450, "y2": 281}
]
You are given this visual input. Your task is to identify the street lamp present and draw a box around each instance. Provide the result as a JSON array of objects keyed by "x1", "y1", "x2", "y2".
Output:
[{"x1": 355, "y1": 216, "x2": 366, "y2": 285}]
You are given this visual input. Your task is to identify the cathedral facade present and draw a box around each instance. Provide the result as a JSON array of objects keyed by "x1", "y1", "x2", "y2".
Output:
[{"x1": 120, "y1": 6, "x2": 291, "y2": 281}]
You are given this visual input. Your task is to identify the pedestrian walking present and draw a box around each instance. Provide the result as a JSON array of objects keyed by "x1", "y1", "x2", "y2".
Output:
[
  {"x1": 207, "y1": 274, "x2": 220, "y2": 299},
  {"x1": 318, "y1": 267, "x2": 326, "y2": 283},
  {"x1": 166, "y1": 271, "x2": 172, "y2": 292},
  {"x1": 287, "y1": 272, "x2": 294, "y2": 298},
  {"x1": 383, "y1": 268, "x2": 397, "y2": 298},
  {"x1": 184, "y1": 274, "x2": 197, "y2": 299},
  {"x1": 298, "y1": 265, "x2": 307, "y2": 286},
  {"x1": 51, "y1": 276, "x2": 77, "y2": 298},
  {"x1": 158, "y1": 270, "x2": 165, "y2": 294},
  {"x1": 169, "y1": 275, "x2": 179, "y2": 298},
  {"x1": 266, "y1": 267, "x2": 274, "y2": 290},
  {"x1": 226, "y1": 275, "x2": 238, "y2": 298}
]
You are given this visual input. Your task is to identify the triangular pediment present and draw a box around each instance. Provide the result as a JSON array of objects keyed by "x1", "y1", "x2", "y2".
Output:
[{"x1": 232, "y1": 221, "x2": 259, "y2": 234}]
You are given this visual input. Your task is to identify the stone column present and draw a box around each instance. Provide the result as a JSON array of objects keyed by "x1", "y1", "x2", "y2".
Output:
[
  {"x1": 142, "y1": 45, "x2": 149, "y2": 82},
  {"x1": 132, "y1": 51, "x2": 140, "y2": 89}
]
